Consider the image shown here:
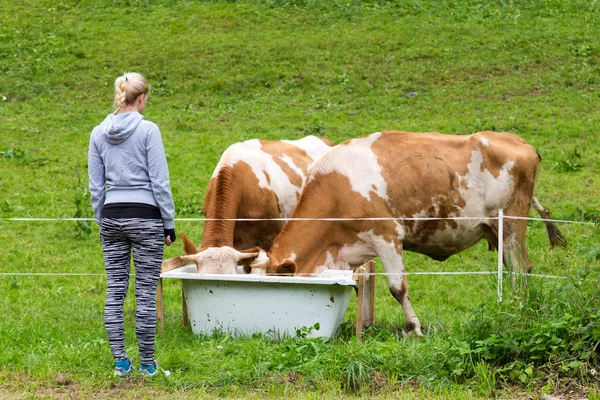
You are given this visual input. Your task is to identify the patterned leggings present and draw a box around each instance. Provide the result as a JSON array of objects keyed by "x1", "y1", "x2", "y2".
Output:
[{"x1": 100, "y1": 218, "x2": 164, "y2": 365}]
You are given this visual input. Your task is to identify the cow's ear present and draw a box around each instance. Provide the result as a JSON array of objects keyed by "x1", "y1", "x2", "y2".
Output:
[
  {"x1": 236, "y1": 247, "x2": 262, "y2": 265},
  {"x1": 180, "y1": 254, "x2": 197, "y2": 263},
  {"x1": 180, "y1": 231, "x2": 200, "y2": 255},
  {"x1": 180, "y1": 253, "x2": 204, "y2": 273},
  {"x1": 275, "y1": 261, "x2": 296, "y2": 275},
  {"x1": 237, "y1": 252, "x2": 259, "y2": 266}
]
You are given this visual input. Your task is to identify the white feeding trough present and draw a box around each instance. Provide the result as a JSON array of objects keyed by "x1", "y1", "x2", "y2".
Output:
[{"x1": 157, "y1": 260, "x2": 376, "y2": 339}]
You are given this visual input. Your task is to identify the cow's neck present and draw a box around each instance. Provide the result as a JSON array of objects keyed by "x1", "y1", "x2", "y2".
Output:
[
  {"x1": 201, "y1": 209, "x2": 238, "y2": 248},
  {"x1": 200, "y1": 171, "x2": 240, "y2": 248},
  {"x1": 270, "y1": 219, "x2": 339, "y2": 275}
]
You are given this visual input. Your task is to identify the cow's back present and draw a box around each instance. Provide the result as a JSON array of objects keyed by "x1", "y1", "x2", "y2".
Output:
[
  {"x1": 291, "y1": 130, "x2": 541, "y2": 260},
  {"x1": 372, "y1": 131, "x2": 539, "y2": 215},
  {"x1": 201, "y1": 136, "x2": 332, "y2": 250}
]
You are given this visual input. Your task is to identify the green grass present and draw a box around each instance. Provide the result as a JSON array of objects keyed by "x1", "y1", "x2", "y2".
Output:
[{"x1": 1, "y1": 0, "x2": 600, "y2": 398}]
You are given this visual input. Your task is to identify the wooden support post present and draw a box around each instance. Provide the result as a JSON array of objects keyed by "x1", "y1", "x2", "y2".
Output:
[
  {"x1": 162, "y1": 256, "x2": 187, "y2": 272},
  {"x1": 353, "y1": 266, "x2": 366, "y2": 341},
  {"x1": 181, "y1": 282, "x2": 189, "y2": 327},
  {"x1": 353, "y1": 261, "x2": 377, "y2": 340}
]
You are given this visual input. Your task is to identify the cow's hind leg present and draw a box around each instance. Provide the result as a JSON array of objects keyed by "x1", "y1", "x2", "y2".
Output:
[
  {"x1": 487, "y1": 213, "x2": 530, "y2": 291},
  {"x1": 502, "y1": 193, "x2": 536, "y2": 291},
  {"x1": 376, "y1": 242, "x2": 422, "y2": 337},
  {"x1": 502, "y1": 229, "x2": 529, "y2": 290}
]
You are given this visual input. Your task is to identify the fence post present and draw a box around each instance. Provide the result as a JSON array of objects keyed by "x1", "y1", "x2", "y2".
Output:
[
  {"x1": 354, "y1": 265, "x2": 367, "y2": 341},
  {"x1": 497, "y1": 208, "x2": 503, "y2": 302}
]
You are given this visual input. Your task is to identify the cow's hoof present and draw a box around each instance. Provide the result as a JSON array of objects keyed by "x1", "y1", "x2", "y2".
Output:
[{"x1": 402, "y1": 320, "x2": 423, "y2": 338}]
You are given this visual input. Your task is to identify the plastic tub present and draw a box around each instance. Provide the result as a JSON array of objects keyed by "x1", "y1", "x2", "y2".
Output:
[{"x1": 160, "y1": 265, "x2": 356, "y2": 338}]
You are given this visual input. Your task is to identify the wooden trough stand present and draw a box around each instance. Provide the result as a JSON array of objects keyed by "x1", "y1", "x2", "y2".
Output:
[{"x1": 156, "y1": 259, "x2": 376, "y2": 340}]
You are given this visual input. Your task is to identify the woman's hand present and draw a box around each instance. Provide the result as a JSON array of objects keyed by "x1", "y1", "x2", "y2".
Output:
[{"x1": 164, "y1": 228, "x2": 176, "y2": 246}]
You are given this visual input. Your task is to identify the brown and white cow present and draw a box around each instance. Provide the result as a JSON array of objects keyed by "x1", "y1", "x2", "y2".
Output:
[
  {"x1": 249, "y1": 131, "x2": 566, "y2": 336},
  {"x1": 178, "y1": 135, "x2": 334, "y2": 273}
]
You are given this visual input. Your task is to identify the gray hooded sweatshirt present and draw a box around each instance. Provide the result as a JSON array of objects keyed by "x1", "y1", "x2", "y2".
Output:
[{"x1": 88, "y1": 112, "x2": 175, "y2": 229}]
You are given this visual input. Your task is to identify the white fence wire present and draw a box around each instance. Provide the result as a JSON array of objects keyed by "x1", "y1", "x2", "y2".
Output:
[{"x1": 1, "y1": 211, "x2": 598, "y2": 302}]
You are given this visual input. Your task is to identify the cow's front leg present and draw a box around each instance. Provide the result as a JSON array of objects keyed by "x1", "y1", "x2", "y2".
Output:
[{"x1": 376, "y1": 241, "x2": 422, "y2": 337}]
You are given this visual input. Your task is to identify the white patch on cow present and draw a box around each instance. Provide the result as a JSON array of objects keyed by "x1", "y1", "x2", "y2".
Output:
[
  {"x1": 409, "y1": 206, "x2": 483, "y2": 252},
  {"x1": 282, "y1": 136, "x2": 332, "y2": 166},
  {"x1": 394, "y1": 221, "x2": 406, "y2": 240},
  {"x1": 279, "y1": 154, "x2": 305, "y2": 184},
  {"x1": 324, "y1": 251, "x2": 337, "y2": 268},
  {"x1": 311, "y1": 132, "x2": 387, "y2": 201},
  {"x1": 339, "y1": 240, "x2": 375, "y2": 266},
  {"x1": 458, "y1": 148, "x2": 515, "y2": 214},
  {"x1": 212, "y1": 139, "x2": 331, "y2": 219},
  {"x1": 356, "y1": 230, "x2": 395, "y2": 262},
  {"x1": 479, "y1": 135, "x2": 489, "y2": 146},
  {"x1": 312, "y1": 251, "x2": 343, "y2": 275},
  {"x1": 312, "y1": 229, "x2": 395, "y2": 274},
  {"x1": 249, "y1": 249, "x2": 269, "y2": 274},
  {"x1": 182, "y1": 247, "x2": 243, "y2": 274},
  {"x1": 211, "y1": 140, "x2": 260, "y2": 179},
  {"x1": 406, "y1": 148, "x2": 516, "y2": 253},
  {"x1": 284, "y1": 252, "x2": 297, "y2": 263}
]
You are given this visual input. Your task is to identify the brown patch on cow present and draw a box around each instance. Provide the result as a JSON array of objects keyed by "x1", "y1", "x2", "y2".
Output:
[
  {"x1": 330, "y1": 296, "x2": 335, "y2": 303},
  {"x1": 372, "y1": 133, "x2": 470, "y2": 238},
  {"x1": 398, "y1": 287, "x2": 406, "y2": 301},
  {"x1": 386, "y1": 276, "x2": 410, "y2": 304},
  {"x1": 272, "y1": 157, "x2": 303, "y2": 188},
  {"x1": 448, "y1": 171, "x2": 456, "y2": 189},
  {"x1": 264, "y1": 171, "x2": 271, "y2": 185},
  {"x1": 414, "y1": 200, "x2": 459, "y2": 244},
  {"x1": 274, "y1": 261, "x2": 296, "y2": 275},
  {"x1": 405, "y1": 321, "x2": 417, "y2": 333},
  {"x1": 201, "y1": 166, "x2": 239, "y2": 248},
  {"x1": 269, "y1": 169, "x2": 398, "y2": 275},
  {"x1": 261, "y1": 140, "x2": 312, "y2": 188},
  {"x1": 475, "y1": 131, "x2": 539, "y2": 179},
  {"x1": 202, "y1": 161, "x2": 282, "y2": 249},
  {"x1": 318, "y1": 136, "x2": 335, "y2": 147}
]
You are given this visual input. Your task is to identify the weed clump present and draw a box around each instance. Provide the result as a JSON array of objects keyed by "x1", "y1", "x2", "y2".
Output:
[{"x1": 446, "y1": 260, "x2": 600, "y2": 390}]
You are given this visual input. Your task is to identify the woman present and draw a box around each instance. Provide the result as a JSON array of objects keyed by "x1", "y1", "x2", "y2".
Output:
[{"x1": 88, "y1": 72, "x2": 175, "y2": 377}]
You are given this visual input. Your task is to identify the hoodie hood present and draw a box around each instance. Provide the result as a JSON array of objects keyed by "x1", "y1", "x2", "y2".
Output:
[{"x1": 100, "y1": 112, "x2": 144, "y2": 145}]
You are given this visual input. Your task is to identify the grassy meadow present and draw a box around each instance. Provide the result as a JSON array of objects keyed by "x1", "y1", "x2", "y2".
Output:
[{"x1": 1, "y1": 0, "x2": 600, "y2": 398}]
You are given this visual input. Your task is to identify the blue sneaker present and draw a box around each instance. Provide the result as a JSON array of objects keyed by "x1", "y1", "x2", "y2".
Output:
[
  {"x1": 140, "y1": 360, "x2": 158, "y2": 377},
  {"x1": 140, "y1": 360, "x2": 171, "y2": 377},
  {"x1": 113, "y1": 358, "x2": 132, "y2": 377}
]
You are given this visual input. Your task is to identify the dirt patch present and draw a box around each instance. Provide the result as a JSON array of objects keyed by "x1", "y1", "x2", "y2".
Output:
[
  {"x1": 1, "y1": 369, "x2": 598, "y2": 400},
  {"x1": 0, "y1": 383, "x2": 204, "y2": 400}
]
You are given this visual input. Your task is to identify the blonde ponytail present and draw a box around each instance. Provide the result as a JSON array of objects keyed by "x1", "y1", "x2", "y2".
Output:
[{"x1": 113, "y1": 72, "x2": 150, "y2": 114}]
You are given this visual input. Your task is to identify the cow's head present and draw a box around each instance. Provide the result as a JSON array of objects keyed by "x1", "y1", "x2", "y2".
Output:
[
  {"x1": 244, "y1": 253, "x2": 298, "y2": 276},
  {"x1": 179, "y1": 231, "x2": 259, "y2": 274}
]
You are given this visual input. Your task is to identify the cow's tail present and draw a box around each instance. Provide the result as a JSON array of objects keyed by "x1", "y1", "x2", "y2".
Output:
[{"x1": 531, "y1": 196, "x2": 567, "y2": 248}]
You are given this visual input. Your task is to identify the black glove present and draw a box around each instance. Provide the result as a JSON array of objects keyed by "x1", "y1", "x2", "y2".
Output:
[{"x1": 164, "y1": 228, "x2": 176, "y2": 243}]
